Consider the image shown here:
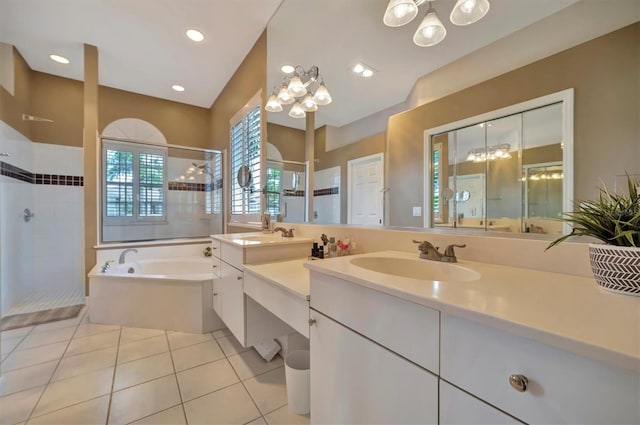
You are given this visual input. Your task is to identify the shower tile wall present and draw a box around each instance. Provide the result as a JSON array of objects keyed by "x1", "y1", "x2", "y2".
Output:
[
  {"x1": 313, "y1": 166, "x2": 340, "y2": 224},
  {"x1": 0, "y1": 121, "x2": 84, "y2": 315}
]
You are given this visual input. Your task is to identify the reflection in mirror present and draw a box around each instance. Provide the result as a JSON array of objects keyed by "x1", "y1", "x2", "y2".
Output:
[
  {"x1": 265, "y1": 158, "x2": 307, "y2": 223},
  {"x1": 427, "y1": 91, "x2": 572, "y2": 234}
]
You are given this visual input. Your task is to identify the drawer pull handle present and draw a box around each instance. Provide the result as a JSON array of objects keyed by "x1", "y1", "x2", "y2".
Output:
[
  {"x1": 213, "y1": 293, "x2": 218, "y2": 296},
  {"x1": 212, "y1": 247, "x2": 218, "y2": 250},
  {"x1": 308, "y1": 318, "x2": 316, "y2": 326},
  {"x1": 212, "y1": 265, "x2": 217, "y2": 268},
  {"x1": 509, "y1": 374, "x2": 528, "y2": 392},
  {"x1": 237, "y1": 276, "x2": 243, "y2": 280}
]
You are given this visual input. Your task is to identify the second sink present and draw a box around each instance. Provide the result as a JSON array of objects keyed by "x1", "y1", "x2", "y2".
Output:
[{"x1": 350, "y1": 256, "x2": 481, "y2": 282}]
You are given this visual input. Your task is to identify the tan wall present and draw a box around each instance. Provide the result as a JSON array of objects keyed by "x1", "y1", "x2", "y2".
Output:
[
  {"x1": 99, "y1": 86, "x2": 210, "y2": 149},
  {"x1": 316, "y1": 126, "x2": 385, "y2": 223},
  {"x1": 210, "y1": 30, "x2": 267, "y2": 151},
  {"x1": 30, "y1": 71, "x2": 83, "y2": 147},
  {"x1": 266, "y1": 122, "x2": 305, "y2": 163},
  {"x1": 387, "y1": 23, "x2": 640, "y2": 227},
  {"x1": 0, "y1": 48, "x2": 32, "y2": 139}
]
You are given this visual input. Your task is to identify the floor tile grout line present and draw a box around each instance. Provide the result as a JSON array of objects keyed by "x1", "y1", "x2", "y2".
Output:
[
  {"x1": 164, "y1": 330, "x2": 189, "y2": 425},
  {"x1": 24, "y1": 310, "x2": 89, "y2": 422},
  {"x1": 105, "y1": 325, "x2": 123, "y2": 425},
  {"x1": 224, "y1": 342, "x2": 265, "y2": 423},
  {"x1": 0, "y1": 326, "x2": 35, "y2": 366}
]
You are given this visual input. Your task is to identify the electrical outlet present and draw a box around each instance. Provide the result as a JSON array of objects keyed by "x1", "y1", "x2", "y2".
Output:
[{"x1": 412, "y1": 206, "x2": 422, "y2": 217}]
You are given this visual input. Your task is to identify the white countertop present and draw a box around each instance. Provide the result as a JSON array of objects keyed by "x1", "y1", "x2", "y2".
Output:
[
  {"x1": 305, "y1": 250, "x2": 640, "y2": 372},
  {"x1": 243, "y1": 258, "x2": 311, "y2": 301},
  {"x1": 211, "y1": 232, "x2": 312, "y2": 248}
]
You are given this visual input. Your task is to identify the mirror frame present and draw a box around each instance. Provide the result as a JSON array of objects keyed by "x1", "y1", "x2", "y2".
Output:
[{"x1": 423, "y1": 88, "x2": 574, "y2": 234}]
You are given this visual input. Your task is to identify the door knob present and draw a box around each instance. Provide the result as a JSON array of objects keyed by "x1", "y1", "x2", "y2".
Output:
[{"x1": 508, "y1": 374, "x2": 528, "y2": 392}]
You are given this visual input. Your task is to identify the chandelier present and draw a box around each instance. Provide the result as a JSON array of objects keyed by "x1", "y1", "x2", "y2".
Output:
[
  {"x1": 383, "y1": 0, "x2": 490, "y2": 47},
  {"x1": 466, "y1": 143, "x2": 511, "y2": 163},
  {"x1": 265, "y1": 65, "x2": 332, "y2": 119}
]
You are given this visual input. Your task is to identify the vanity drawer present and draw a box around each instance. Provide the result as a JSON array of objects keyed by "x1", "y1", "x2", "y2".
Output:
[
  {"x1": 211, "y1": 239, "x2": 221, "y2": 258},
  {"x1": 310, "y1": 271, "x2": 439, "y2": 373},
  {"x1": 211, "y1": 256, "x2": 221, "y2": 278},
  {"x1": 441, "y1": 313, "x2": 640, "y2": 424}
]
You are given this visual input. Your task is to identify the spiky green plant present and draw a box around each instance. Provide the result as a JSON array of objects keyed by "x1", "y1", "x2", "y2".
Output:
[{"x1": 546, "y1": 175, "x2": 640, "y2": 250}]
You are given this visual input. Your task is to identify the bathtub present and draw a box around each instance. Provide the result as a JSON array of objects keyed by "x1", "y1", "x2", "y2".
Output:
[{"x1": 88, "y1": 257, "x2": 224, "y2": 334}]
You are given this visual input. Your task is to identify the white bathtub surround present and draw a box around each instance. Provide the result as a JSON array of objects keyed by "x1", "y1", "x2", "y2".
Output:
[
  {"x1": 94, "y1": 239, "x2": 211, "y2": 265},
  {"x1": 88, "y1": 256, "x2": 223, "y2": 334},
  {"x1": 0, "y1": 120, "x2": 84, "y2": 315}
]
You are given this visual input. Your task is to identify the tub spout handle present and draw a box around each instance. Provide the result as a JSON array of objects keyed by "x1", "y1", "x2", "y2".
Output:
[{"x1": 101, "y1": 260, "x2": 115, "y2": 273}]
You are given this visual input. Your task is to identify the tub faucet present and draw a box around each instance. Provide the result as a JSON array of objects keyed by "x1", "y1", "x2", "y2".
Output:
[
  {"x1": 413, "y1": 240, "x2": 466, "y2": 263},
  {"x1": 274, "y1": 227, "x2": 294, "y2": 238},
  {"x1": 119, "y1": 248, "x2": 138, "y2": 264}
]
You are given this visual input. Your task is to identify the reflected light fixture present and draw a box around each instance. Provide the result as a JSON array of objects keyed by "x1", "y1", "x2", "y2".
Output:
[
  {"x1": 172, "y1": 84, "x2": 185, "y2": 92},
  {"x1": 265, "y1": 65, "x2": 332, "y2": 118},
  {"x1": 49, "y1": 54, "x2": 70, "y2": 64},
  {"x1": 352, "y1": 63, "x2": 376, "y2": 78},
  {"x1": 466, "y1": 144, "x2": 511, "y2": 162},
  {"x1": 383, "y1": 0, "x2": 490, "y2": 47},
  {"x1": 281, "y1": 64, "x2": 295, "y2": 74}
]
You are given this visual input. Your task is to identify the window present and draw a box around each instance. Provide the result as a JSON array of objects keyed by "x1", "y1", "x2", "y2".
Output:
[
  {"x1": 205, "y1": 152, "x2": 223, "y2": 215},
  {"x1": 230, "y1": 92, "x2": 262, "y2": 222},
  {"x1": 103, "y1": 139, "x2": 167, "y2": 224},
  {"x1": 265, "y1": 166, "x2": 282, "y2": 216}
]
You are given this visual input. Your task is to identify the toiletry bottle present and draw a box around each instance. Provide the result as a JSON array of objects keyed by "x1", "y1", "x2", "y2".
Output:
[
  {"x1": 328, "y1": 237, "x2": 337, "y2": 258},
  {"x1": 318, "y1": 246, "x2": 324, "y2": 259}
]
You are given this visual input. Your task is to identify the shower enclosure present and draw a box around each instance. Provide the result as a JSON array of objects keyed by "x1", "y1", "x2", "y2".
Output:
[{"x1": 0, "y1": 121, "x2": 85, "y2": 316}]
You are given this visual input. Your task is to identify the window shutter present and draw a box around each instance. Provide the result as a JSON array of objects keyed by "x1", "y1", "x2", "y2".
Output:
[
  {"x1": 139, "y1": 153, "x2": 165, "y2": 217},
  {"x1": 105, "y1": 149, "x2": 134, "y2": 217}
]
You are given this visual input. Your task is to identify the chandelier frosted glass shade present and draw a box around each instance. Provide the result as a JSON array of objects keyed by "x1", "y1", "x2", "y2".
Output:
[
  {"x1": 450, "y1": 0, "x2": 490, "y2": 26},
  {"x1": 413, "y1": 9, "x2": 446, "y2": 47},
  {"x1": 383, "y1": 0, "x2": 419, "y2": 27},
  {"x1": 301, "y1": 94, "x2": 318, "y2": 112},
  {"x1": 276, "y1": 86, "x2": 295, "y2": 105},
  {"x1": 312, "y1": 84, "x2": 332, "y2": 106},
  {"x1": 287, "y1": 76, "x2": 307, "y2": 97},
  {"x1": 265, "y1": 94, "x2": 283, "y2": 112},
  {"x1": 288, "y1": 102, "x2": 306, "y2": 119},
  {"x1": 266, "y1": 65, "x2": 331, "y2": 118}
]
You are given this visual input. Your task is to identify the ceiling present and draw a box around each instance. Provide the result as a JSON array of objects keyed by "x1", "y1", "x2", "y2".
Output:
[
  {"x1": 0, "y1": 0, "x2": 282, "y2": 108},
  {"x1": 1, "y1": 0, "x2": 638, "y2": 131}
]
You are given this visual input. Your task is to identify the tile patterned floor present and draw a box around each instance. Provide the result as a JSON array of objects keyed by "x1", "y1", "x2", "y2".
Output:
[{"x1": 0, "y1": 308, "x2": 310, "y2": 425}]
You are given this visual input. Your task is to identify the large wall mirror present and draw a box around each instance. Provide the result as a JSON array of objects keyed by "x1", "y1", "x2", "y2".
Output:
[
  {"x1": 265, "y1": 0, "x2": 637, "y2": 235},
  {"x1": 425, "y1": 90, "x2": 573, "y2": 235}
]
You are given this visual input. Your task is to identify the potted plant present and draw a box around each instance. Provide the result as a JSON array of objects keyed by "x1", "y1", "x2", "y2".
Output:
[{"x1": 547, "y1": 174, "x2": 640, "y2": 296}]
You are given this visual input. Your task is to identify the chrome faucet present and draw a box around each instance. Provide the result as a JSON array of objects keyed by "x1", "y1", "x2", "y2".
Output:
[
  {"x1": 261, "y1": 213, "x2": 272, "y2": 233},
  {"x1": 274, "y1": 227, "x2": 294, "y2": 238},
  {"x1": 413, "y1": 240, "x2": 466, "y2": 263},
  {"x1": 119, "y1": 248, "x2": 138, "y2": 264},
  {"x1": 101, "y1": 260, "x2": 114, "y2": 273}
]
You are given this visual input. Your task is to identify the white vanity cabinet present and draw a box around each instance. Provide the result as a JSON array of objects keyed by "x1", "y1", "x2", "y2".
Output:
[
  {"x1": 309, "y1": 271, "x2": 440, "y2": 424},
  {"x1": 439, "y1": 381, "x2": 522, "y2": 425},
  {"x1": 440, "y1": 313, "x2": 640, "y2": 425},
  {"x1": 211, "y1": 234, "x2": 312, "y2": 347}
]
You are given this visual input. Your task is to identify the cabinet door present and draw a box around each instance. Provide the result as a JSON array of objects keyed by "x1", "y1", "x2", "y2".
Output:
[
  {"x1": 440, "y1": 380, "x2": 521, "y2": 424},
  {"x1": 218, "y1": 261, "x2": 245, "y2": 346},
  {"x1": 310, "y1": 310, "x2": 438, "y2": 424},
  {"x1": 212, "y1": 277, "x2": 222, "y2": 316}
]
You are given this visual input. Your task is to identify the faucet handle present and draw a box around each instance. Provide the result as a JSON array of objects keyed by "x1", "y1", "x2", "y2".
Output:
[{"x1": 444, "y1": 244, "x2": 466, "y2": 257}]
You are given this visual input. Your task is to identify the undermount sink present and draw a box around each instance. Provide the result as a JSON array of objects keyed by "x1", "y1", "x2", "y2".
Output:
[{"x1": 350, "y1": 256, "x2": 481, "y2": 282}]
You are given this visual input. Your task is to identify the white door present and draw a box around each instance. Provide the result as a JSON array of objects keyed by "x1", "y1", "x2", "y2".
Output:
[{"x1": 347, "y1": 153, "x2": 384, "y2": 225}]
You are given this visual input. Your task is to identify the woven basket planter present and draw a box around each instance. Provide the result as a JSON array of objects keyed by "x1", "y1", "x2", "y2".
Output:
[{"x1": 589, "y1": 244, "x2": 640, "y2": 296}]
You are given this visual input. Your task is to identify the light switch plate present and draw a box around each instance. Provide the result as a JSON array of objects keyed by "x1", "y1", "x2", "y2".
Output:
[{"x1": 412, "y1": 206, "x2": 422, "y2": 217}]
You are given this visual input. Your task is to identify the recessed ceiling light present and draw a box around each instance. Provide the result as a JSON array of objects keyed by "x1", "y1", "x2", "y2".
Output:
[
  {"x1": 49, "y1": 54, "x2": 69, "y2": 64},
  {"x1": 353, "y1": 63, "x2": 365, "y2": 74},
  {"x1": 280, "y1": 64, "x2": 295, "y2": 74},
  {"x1": 362, "y1": 69, "x2": 374, "y2": 78},
  {"x1": 172, "y1": 85, "x2": 185, "y2": 92},
  {"x1": 186, "y1": 29, "x2": 205, "y2": 42}
]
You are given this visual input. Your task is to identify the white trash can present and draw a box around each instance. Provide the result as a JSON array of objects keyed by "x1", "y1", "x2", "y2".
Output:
[{"x1": 284, "y1": 350, "x2": 310, "y2": 414}]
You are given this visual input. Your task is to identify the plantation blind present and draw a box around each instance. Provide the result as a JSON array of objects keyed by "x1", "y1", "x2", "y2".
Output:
[
  {"x1": 229, "y1": 92, "x2": 262, "y2": 222},
  {"x1": 102, "y1": 139, "x2": 167, "y2": 224}
]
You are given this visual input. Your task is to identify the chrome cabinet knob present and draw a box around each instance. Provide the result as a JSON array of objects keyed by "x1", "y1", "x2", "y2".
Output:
[
  {"x1": 509, "y1": 374, "x2": 528, "y2": 392},
  {"x1": 237, "y1": 276, "x2": 242, "y2": 280},
  {"x1": 308, "y1": 318, "x2": 316, "y2": 326},
  {"x1": 213, "y1": 293, "x2": 218, "y2": 296}
]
